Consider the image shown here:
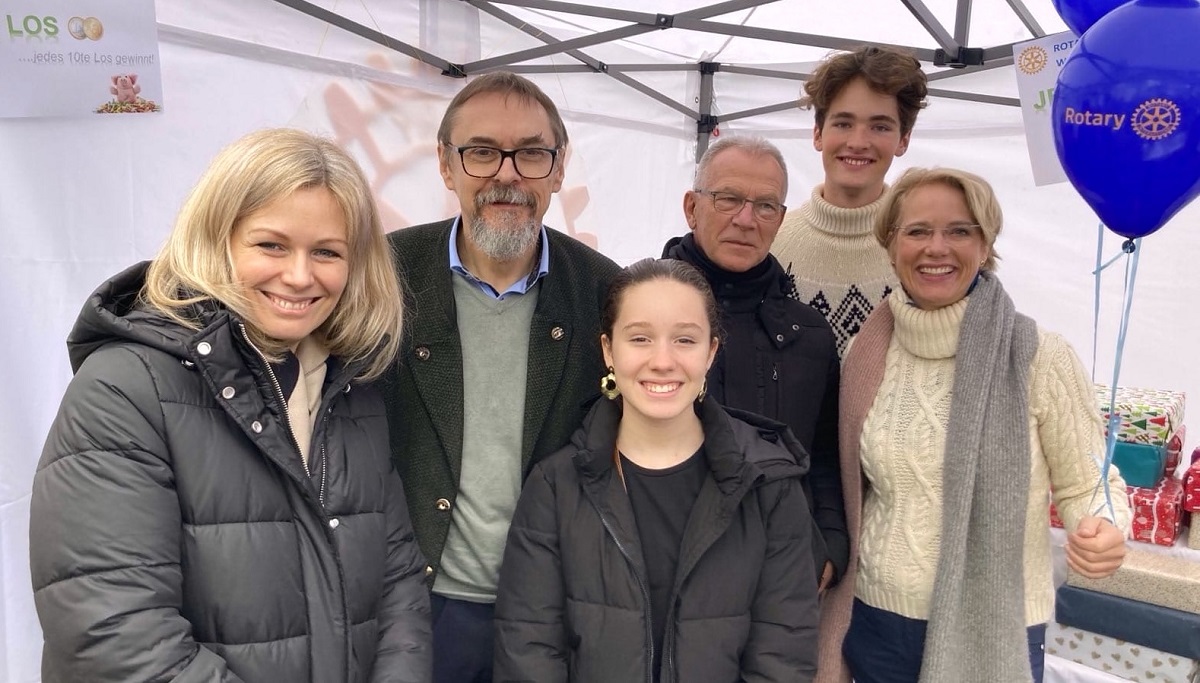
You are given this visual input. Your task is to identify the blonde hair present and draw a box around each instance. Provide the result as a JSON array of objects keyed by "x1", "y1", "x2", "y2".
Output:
[
  {"x1": 142, "y1": 128, "x2": 402, "y2": 380},
  {"x1": 873, "y1": 166, "x2": 1002, "y2": 272}
]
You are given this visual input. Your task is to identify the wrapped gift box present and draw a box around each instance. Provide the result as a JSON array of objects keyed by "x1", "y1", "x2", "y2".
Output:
[
  {"x1": 1047, "y1": 622, "x2": 1200, "y2": 682},
  {"x1": 1186, "y1": 461, "x2": 1200, "y2": 513},
  {"x1": 1166, "y1": 425, "x2": 1186, "y2": 474},
  {"x1": 1067, "y1": 547, "x2": 1200, "y2": 614},
  {"x1": 1096, "y1": 385, "x2": 1186, "y2": 447},
  {"x1": 1113, "y1": 441, "x2": 1168, "y2": 488},
  {"x1": 1129, "y1": 478, "x2": 1185, "y2": 546},
  {"x1": 1056, "y1": 585, "x2": 1200, "y2": 659}
]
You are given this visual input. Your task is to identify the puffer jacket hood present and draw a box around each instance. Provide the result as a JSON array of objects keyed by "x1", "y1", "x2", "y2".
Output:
[
  {"x1": 67, "y1": 261, "x2": 195, "y2": 371},
  {"x1": 570, "y1": 395, "x2": 810, "y2": 492}
]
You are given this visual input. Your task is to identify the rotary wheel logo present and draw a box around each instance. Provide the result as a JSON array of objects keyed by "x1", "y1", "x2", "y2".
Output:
[
  {"x1": 1017, "y1": 46, "x2": 1048, "y2": 75},
  {"x1": 1131, "y1": 98, "x2": 1181, "y2": 140}
]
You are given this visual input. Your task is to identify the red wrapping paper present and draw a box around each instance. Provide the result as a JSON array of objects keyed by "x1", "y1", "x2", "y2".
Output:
[
  {"x1": 1128, "y1": 478, "x2": 1184, "y2": 546},
  {"x1": 1185, "y1": 460, "x2": 1200, "y2": 513},
  {"x1": 1166, "y1": 425, "x2": 1186, "y2": 474}
]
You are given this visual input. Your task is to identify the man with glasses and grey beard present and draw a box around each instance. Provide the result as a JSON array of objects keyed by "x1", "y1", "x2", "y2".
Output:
[
  {"x1": 379, "y1": 72, "x2": 619, "y2": 683},
  {"x1": 662, "y1": 135, "x2": 847, "y2": 600}
]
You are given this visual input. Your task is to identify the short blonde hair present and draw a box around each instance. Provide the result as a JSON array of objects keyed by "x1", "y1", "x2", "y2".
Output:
[
  {"x1": 142, "y1": 128, "x2": 402, "y2": 380},
  {"x1": 873, "y1": 166, "x2": 1002, "y2": 272}
]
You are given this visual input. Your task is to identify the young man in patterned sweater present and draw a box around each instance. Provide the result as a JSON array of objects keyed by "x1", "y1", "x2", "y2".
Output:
[{"x1": 771, "y1": 46, "x2": 928, "y2": 357}]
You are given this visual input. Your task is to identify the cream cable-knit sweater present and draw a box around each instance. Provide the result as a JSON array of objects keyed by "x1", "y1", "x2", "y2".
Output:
[
  {"x1": 771, "y1": 185, "x2": 898, "y2": 357},
  {"x1": 856, "y1": 291, "x2": 1131, "y2": 626}
]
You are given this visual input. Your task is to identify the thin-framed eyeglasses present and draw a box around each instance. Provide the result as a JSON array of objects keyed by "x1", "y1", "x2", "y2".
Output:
[
  {"x1": 696, "y1": 190, "x2": 786, "y2": 221},
  {"x1": 893, "y1": 222, "x2": 983, "y2": 244},
  {"x1": 451, "y1": 145, "x2": 559, "y2": 179}
]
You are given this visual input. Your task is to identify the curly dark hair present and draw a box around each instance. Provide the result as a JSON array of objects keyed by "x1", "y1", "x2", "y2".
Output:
[{"x1": 803, "y1": 46, "x2": 929, "y2": 136}]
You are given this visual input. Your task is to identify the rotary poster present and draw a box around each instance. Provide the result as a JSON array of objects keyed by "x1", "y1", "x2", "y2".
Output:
[
  {"x1": 1012, "y1": 30, "x2": 1077, "y2": 186},
  {"x1": 0, "y1": 0, "x2": 162, "y2": 118}
]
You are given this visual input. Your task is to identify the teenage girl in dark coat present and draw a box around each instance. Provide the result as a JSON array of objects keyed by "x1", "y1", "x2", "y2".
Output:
[{"x1": 494, "y1": 258, "x2": 819, "y2": 683}]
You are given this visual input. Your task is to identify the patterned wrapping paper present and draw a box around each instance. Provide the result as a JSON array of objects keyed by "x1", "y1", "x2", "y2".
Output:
[
  {"x1": 1096, "y1": 384, "x2": 1186, "y2": 447},
  {"x1": 1067, "y1": 546, "x2": 1200, "y2": 614},
  {"x1": 1186, "y1": 461, "x2": 1200, "y2": 513},
  {"x1": 1056, "y1": 585, "x2": 1200, "y2": 659},
  {"x1": 1047, "y1": 623, "x2": 1200, "y2": 683},
  {"x1": 1167, "y1": 425, "x2": 1186, "y2": 474},
  {"x1": 1129, "y1": 479, "x2": 1185, "y2": 546}
]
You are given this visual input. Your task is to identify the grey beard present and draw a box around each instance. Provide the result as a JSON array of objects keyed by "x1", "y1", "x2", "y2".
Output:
[{"x1": 469, "y1": 186, "x2": 541, "y2": 262}]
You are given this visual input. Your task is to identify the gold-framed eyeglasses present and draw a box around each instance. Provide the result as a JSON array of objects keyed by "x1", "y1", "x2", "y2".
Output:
[
  {"x1": 893, "y1": 222, "x2": 983, "y2": 244},
  {"x1": 452, "y1": 145, "x2": 559, "y2": 179},
  {"x1": 696, "y1": 190, "x2": 786, "y2": 221}
]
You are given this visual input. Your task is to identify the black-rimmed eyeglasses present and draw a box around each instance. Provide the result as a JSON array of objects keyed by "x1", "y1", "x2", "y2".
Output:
[
  {"x1": 695, "y1": 190, "x2": 786, "y2": 222},
  {"x1": 451, "y1": 145, "x2": 559, "y2": 179}
]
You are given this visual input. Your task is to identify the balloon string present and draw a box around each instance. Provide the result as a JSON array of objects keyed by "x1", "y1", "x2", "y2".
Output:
[
  {"x1": 1091, "y1": 223, "x2": 1105, "y2": 382},
  {"x1": 1091, "y1": 237, "x2": 1142, "y2": 522}
]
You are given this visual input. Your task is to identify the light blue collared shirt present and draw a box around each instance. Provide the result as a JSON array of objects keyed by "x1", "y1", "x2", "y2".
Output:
[{"x1": 448, "y1": 216, "x2": 551, "y2": 300}]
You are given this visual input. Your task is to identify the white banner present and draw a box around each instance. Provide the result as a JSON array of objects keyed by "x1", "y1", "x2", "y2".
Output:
[
  {"x1": 1012, "y1": 30, "x2": 1078, "y2": 186},
  {"x1": 0, "y1": 0, "x2": 162, "y2": 118}
]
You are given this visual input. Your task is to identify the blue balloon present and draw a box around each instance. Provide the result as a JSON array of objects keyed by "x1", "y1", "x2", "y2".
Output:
[
  {"x1": 1052, "y1": 0, "x2": 1200, "y2": 239},
  {"x1": 1051, "y1": 0, "x2": 1130, "y2": 36}
]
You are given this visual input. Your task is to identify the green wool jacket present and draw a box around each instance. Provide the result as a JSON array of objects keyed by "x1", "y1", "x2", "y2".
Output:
[{"x1": 379, "y1": 218, "x2": 620, "y2": 582}]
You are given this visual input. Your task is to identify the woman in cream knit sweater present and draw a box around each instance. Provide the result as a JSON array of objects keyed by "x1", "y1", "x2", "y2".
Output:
[{"x1": 821, "y1": 167, "x2": 1131, "y2": 683}]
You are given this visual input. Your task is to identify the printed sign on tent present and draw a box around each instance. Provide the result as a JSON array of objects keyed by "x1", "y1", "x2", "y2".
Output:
[
  {"x1": 1012, "y1": 30, "x2": 1077, "y2": 186},
  {"x1": 0, "y1": 0, "x2": 162, "y2": 118}
]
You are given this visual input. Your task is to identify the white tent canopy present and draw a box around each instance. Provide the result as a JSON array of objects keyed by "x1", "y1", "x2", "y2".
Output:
[{"x1": 3, "y1": 1, "x2": 1198, "y2": 680}]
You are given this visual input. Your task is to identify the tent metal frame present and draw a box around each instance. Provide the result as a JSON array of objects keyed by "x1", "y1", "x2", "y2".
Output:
[{"x1": 273, "y1": 0, "x2": 1044, "y2": 158}]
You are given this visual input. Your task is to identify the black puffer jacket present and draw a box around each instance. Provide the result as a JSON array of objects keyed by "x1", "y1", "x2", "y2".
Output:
[
  {"x1": 30, "y1": 263, "x2": 431, "y2": 682},
  {"x1": 494, "y1": 398, "x2": 819, "y2": 683}
]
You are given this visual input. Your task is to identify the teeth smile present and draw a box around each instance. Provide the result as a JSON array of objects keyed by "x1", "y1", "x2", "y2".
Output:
[
  {"x1": 645, "y1": 383, "x2": 679, "y2": 394},
  {"x1": 920, "y1": 266, "x2": 954, "y2": 275},
  {"x1": 267, "y1": 294, "x2": 314, "y2": 311},
  {"x1": 841, "y1": 158, "x2": 871, "y2": 166}
]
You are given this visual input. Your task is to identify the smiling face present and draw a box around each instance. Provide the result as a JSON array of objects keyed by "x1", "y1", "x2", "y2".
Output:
[
  {"x1": 230, "y1": 186, "x2": 349, "y2": 346},
  {"x1": 602, "y1": 279, "x2": 718, "y2": 426},
  {"x1": 888, "y1": 182, "x2": 990, "y2": 310},
  {"x1": 438, "y1": 90, "x2": 565, "y2": 263},
  {"x1": 814, "y1": 77, "x2": 911, "y2": 208},
  {"x1": 683, "y1": 147, "x2": 786, "y2": 273}
]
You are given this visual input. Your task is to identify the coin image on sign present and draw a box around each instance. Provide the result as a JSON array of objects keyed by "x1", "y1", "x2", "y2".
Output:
[
  {"x1": 67, "y1": 17, "x2": 86, "y2": 40},
  {"x1": 83, "y1": 17, "x2": 103, "y2": 40}
]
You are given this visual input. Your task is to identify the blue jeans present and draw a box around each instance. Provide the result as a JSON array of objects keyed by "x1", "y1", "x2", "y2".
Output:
[
  {"x1": 432, "y1": 594, "x2": 495, "y2": 683},
  {"x1": 843, "y1": 599, "x2": 1046, "y2": 683}
]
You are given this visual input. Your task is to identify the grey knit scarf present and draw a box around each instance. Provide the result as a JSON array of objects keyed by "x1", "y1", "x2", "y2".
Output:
[{"x1": 918, "y1": 272, "x2": 1040, "y2": 683}]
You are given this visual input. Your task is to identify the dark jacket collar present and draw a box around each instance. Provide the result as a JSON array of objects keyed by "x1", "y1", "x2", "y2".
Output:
[
  {"x1": 662, "y1": 233, "x2": 796, "y2": 307},
  {"x1": 570, "y1": 396, "x2": 808, "y2": 494}
]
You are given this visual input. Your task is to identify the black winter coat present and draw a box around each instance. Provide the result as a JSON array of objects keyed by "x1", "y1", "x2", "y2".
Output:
[
  {"x1": 494, "y1": 398, "x2": 819, "y2": 683},
  {"x1": 30, "y1": 263, "x2": 431, "y2": 682},
  {"x1": 663, "y1": 235, "x2": 848, "y2": 581}
]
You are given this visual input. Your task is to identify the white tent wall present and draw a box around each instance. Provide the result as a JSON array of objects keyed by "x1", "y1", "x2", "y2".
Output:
[{"x1": 2, "y1": 0, "x2": 1197, "y2": 678}]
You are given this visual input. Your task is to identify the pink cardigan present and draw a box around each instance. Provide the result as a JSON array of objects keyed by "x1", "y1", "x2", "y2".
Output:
[{"x1": 817, "y1": 303, "x2": 894, "y2": 683}]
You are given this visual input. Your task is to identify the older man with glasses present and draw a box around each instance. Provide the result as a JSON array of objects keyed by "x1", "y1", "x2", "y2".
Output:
[
  {"x1": 379, "y1": 71, "x2": 619, "y2": 683},
  {"x1": 663, "y1": 135, "x2": 847, "y2": 602}
]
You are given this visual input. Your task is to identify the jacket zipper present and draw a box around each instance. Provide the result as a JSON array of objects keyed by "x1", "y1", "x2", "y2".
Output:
[
  {"x1": 237, "y1": 323, "x2": 325, "y2": 505},
  {"x1": 595, "y1": 505, "x2": 655, "y2": 683}
]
